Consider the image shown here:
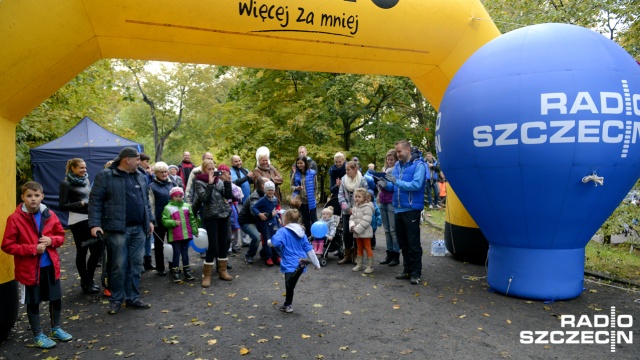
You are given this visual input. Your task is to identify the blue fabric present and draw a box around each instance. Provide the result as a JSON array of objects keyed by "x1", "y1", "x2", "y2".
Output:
[
  {"x1": 231, "y1": 167, "x2": 252, "y2": 201},
  {"x1": 30, "y1": 117, "x2": 143, "y2": 228},
  {"x1": 270, "y1": 228, "x2": 313, "y2": 273},
  {"x1": 292, "y1": 169, "x2": 317, "y2": 209},
  {"x1": 252, "y1": 196, "x2": 278, "y2": 217},
  {"x1": 388, "y1": 159, "x2": 426, "y2": 212}
]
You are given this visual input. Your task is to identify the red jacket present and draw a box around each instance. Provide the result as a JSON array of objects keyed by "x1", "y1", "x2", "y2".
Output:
[{"x1": 1, "y1": 204, "x2": 65, "y2": 286}]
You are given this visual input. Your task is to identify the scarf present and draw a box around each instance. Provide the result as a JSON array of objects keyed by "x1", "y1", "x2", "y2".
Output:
[
  {"x1": 257, "y1": 164, "x2": 272, "y2": 173},
  {"x1": 66, "y1": 171, "x2": 88, "y2": 187},
  {"x1": 343, "y1": 170, "x2": 363, "y2": 193}
]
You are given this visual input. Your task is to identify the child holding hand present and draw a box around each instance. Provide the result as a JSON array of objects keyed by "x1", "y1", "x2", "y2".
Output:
[
  {"x1": 349, "y1": 188, "x2": 375, "y2": 274},
  {"x1": 268, "y1": 209, "x2": 320, "y2": 313},
  {"x1": 162, "y1": 187, "x2": 199, "y2": 283},
  {"x1": 1, "y1": 181, "x2": 72, "y2": 349}
]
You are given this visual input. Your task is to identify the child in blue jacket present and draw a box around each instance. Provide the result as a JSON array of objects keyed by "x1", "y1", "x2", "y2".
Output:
[
  {"x1": 251, "y1": 181, "x2": 281, "y2": 266},
  {"x1": 268, "y1": 209, "x2": 320, "y2": 313}
]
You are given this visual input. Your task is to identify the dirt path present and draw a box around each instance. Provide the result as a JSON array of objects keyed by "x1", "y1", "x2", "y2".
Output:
[{"x1": 1, "y1": 225, "x2": 638, "y2": 359}]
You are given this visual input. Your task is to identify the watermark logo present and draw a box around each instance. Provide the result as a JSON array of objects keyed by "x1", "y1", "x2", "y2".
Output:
[{"x1": 520, "y1": 306, "x2": 633, "y2": 352}]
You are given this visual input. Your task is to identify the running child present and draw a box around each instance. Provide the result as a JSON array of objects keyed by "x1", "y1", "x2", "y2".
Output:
[
  {"x1": 1, "y1": 181, "x2": 72, "y2": 349},
  {"x1": 268, "y1": 209, "x2": 320, "y2": 313}
]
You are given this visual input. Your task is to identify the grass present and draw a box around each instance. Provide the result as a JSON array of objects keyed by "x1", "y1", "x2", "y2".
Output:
[
  {"x1": 421, "y1": 206, "x2": 640, "y2": 284},
  {"x1": 585, "y1": 241, "x2": 640, "y2": 283}
]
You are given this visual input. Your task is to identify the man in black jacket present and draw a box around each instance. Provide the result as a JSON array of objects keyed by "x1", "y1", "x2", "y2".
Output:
[{"x1": 89, "y1": 147, "x2": 154, "y2": 315}]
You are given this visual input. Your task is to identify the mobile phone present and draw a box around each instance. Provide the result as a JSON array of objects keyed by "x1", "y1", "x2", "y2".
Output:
[{"x1": 213, "y1": 170, "x2": 222, "y2": 176}]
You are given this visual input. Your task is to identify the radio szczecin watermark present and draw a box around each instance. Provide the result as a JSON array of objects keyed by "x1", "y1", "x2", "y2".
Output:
[{"x1": 520, "y1": 307, "x2": 633, "y2": 352}]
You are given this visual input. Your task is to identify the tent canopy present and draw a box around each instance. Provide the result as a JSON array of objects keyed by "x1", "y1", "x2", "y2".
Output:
[{"x1": 30, "y1": 116, "x2": 144, "y2": 227}]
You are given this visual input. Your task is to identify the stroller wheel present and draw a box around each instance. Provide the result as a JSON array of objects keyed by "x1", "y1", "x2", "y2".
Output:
[{"x1": 320, "y1": 258, "x2": 327, "y2": 267}]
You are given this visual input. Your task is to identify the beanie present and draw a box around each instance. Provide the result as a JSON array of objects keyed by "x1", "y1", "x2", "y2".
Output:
[
  {"x1": 264, "y1": 181, "x2": 275, "y2": 192},
  {"x1": 169, "y1": 186, "x2": 184, "y2": 198}
]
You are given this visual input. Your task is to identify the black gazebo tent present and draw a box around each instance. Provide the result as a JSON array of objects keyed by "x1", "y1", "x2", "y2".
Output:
[{"x1": 30, "y1": 116, "x2": 144, "y2": 227}]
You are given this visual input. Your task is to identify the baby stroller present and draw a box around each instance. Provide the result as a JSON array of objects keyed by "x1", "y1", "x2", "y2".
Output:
[{"x1": 310, "y1": 196, "x2": 344, "y2": 266}]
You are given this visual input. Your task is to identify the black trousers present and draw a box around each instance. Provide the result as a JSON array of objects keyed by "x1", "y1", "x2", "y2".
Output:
[
  {"x1": 153, "y1": 225, "x2": 169, "y2": 272},
  {"x1": 204, "y1": 217, "x2": 230, "y2": 262},
  {"x1": 395, "y1": 210, "x2": 423, "y2": 277},
  {"x1": 69, "y1": 220, "x2": 101, "y2": 283},
  {"x1": 299, "y1": 203, "x2": 318, "y2": 238}
]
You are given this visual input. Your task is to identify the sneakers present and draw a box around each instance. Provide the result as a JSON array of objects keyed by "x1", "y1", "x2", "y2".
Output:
[
  {"x1": 245, "y1": 257, "x2": 255, "y2": 264},
  {"x1": 103, "y1": 288, "x2": 112, "y2": 298},
  {"x1": 108, "y1": 301, "x2": 122, "y2": 315},
  {"x1": 396, "y1": 272, "x2": 410, "y2": 280},
  {"x1": 279, "y1": 304, "x2": 293, "y2": 313},
  {"x1": 428, "y1": 204, "x2": 433, "y2": 209},
  {"x1": 34, "y1": 333, "x2": 56, "y2": 349},
  {"x1": 126, "y1": 298, "x2": 151, "y2": 309},
  {"x1": 51, "y1": 327, "x2": 73, "y2": 342},
  {"x1": 410, "y1": 276, "x2": 421, "y2": 285},
  {"x1": 265, "y1": 258, "x2": 274, "y2": 266}
]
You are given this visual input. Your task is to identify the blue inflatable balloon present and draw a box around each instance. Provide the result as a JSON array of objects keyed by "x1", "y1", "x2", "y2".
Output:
[
  {"x1": 190, "y1": 240, "x2": 207, "y2": 254},
  {"x1": 437, "y1": 24, "x2": 640, "y2": 300},
  {"x1": 310, "y1": 221, "x2": 328, "y2": 238}
]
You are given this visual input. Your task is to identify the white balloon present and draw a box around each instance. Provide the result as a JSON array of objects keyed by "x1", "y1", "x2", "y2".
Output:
[
  {"x1": 193, "y1": 228, "x2": 208, "y2": 249},
  {"x1": 163, "y1": 243, "x2": 173, "y2": 262}
]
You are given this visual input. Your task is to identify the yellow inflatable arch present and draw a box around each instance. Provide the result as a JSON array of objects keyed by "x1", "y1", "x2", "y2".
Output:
[{"x1": 0, "y1": 0, "x2": 498, "y2": 334}]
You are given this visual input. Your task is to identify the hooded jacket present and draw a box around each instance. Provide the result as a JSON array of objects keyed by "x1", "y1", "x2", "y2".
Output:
[
  {"x1": 349, "y1": 202, "x2": 375, "y2": 239},
  {"x1": 1, "y1": 203, "x2": 65, "y2": 286},
  {"x1": 269, "y1": 223, "x2": 318, "y2": 273}
]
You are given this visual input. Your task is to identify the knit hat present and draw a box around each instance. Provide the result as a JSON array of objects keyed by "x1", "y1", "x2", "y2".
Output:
[
  {"x1": 217, "y1": 164, "x2": 230, "y2": 173},
  {"x1": 168, "y1": 165, "x2": 178, "y2": 171},
  {"x1": 264, "y1": 181, "x2": 275, "y2": 192},
  {"x1": 169, "y1": 186, "x2": 184, "y2": 198}
]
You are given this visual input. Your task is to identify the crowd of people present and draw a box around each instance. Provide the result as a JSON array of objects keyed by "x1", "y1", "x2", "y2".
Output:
[{"x1": 2, "y1": 140, "x2": 447, "y2": 349}]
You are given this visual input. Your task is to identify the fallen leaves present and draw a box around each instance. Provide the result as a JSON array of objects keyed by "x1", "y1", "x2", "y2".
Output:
[
  {"x1": 301, "y1": 334, "x2": 311, "y2": 339},
  {"x1": 257, "y1": 338, "x2": 269, "y2": 343},
  {"x1": 313, "y1": 304, "x2": 323, "y2": 308},
  {"x1": 458, "y1": 315, "x2": 466, "y2": 319},
  {"x1": 207, "y1": 339, "x2": 217, "y2": 345},
  {"x1": 393, "y1": 304, "x2": 401, "y2": 310},
  {"x1": 162, "y1": 336, "x2": 179, "y2": 344},
  {"x1": 343, "y1": 311, "x2": 351, "y2": 315},
  {"x1": 213, "y1": 325, "x2": 222, "y2": 331},
  {"x1": 239, "y1": 347, "x2": 251, "y2": 355},
  {"x1": 160, "y1": 310, "x2": 170, "y2": 313}
]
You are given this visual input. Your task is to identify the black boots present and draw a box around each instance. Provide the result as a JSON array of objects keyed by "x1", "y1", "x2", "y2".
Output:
[
  {"x1": 388, "y1": 252, "x2": 400, "y2": 267},
  {"x1": 380, "y1": 250, "x2": 392, "y2": 265},
  {"x1": 143, "y1": 256, "x2": 155, "y2": 271},
  {"x1": 81, "y1": 279, "x2": 99, "y2": 294},
  {"x1": 183, "y1": 266, "x2": 195, "y2": 281},
  {"x1": 171, "y1": 267, "x2": 182, "y2": 283}
]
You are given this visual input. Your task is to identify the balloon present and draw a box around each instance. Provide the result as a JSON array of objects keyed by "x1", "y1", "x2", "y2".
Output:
[
  {"x1": 437, "y1": 24, "x2": 640, "y2": 300},
  {"x1": 310, "y1": 221, "x2": 328, "y2": 238},
  {"x1": 163, "y1": 244, "x2": 173, "y2": 262},
  {"x1": 190, "y1": 240, "x2": 207, "y2": 254},
  {"x1": 193, "y1": 228, "x2": 208, "y2": 250}
]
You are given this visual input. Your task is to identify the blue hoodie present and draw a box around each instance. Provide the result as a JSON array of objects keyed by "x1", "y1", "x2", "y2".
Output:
[{"x1": 270, "y1": 223, "x2": 318, "y2": 273}]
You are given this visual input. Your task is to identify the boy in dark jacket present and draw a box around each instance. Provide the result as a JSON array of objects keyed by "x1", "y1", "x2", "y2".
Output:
[{"x1": 1, "y1": 181, "x2": 72, "y2": 349}]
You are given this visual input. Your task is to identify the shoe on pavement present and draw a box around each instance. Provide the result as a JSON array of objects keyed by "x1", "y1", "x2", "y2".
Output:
[
  {"x1": 51, "y1": 327, "x2": 73, "y2": 342},
  {"x1": 279, "y1": 304, "x2": 293, "y2": 313},
  {"x1": 396, "y1": 272, "x2": 410, "y2": 280},
  {"x1": 34, "y1": 333, "x2": 56, "y2": 349},
  {"x1": 108, "y1": 301, "x2": 122, "y2": 315},
  {"x1": 245, "y1": 257, "x2": 254, "y2": 264},
  {"x1": 410, "y1": 276, "x2": 421, "y2": 285},
  {"x1": 126, "y1": 298, "x2": 151, "y2": 309},
  {"x1": 266, "y1": 258, "x2": 274, "y2": 266}
]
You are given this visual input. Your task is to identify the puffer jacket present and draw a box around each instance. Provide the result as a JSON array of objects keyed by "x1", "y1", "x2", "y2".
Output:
[
  {"x1": 349, "y1": 202, "x2": 374, "y2": 239},
  {"x1": 59, "y1": 178, "x2": 90, "y2": 214},
  {"x1": 192, "y1": 177, "x2": 233, "y2": 220},
  {"x1": 88, "y1": 164, "x2": 153, "y2": 234},
  {"x1": 1, "y1": 203, "x2": 65, "y2": 285}
]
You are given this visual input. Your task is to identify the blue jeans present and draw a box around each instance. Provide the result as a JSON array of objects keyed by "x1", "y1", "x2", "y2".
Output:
[
  {"x1": 257, "y1": 219, "x2": 279, "y2": 259},
  {"x1": 395, "y1": 210, "x2": 422, "y2": 278},
  {"x1": 171, "y1": 240, "x2": 190, "y2": 267},
  {"x1": 379, "y1": 202, "x2": 399, "y2": 253},
  {"x1": 425, "y1": 180, "x2": 440, "y2": 206},
  {"x1": 105, "y1": 225, "x2": 146, "y2": 304},
  {"x1": 144, "y1": 233, "x2": 152, "y2": 257},
  {"x1": 242, "y1": 223, "x2": 261, "y2": 258}
]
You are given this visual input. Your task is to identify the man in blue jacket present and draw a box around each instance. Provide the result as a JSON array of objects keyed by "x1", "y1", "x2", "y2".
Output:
[
  {"x1": 378, "y1": 140, "x2": 426, "y2": 285},
  {"x1": 89, "y1": 147, "x2": 155, "y2": 315}
]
